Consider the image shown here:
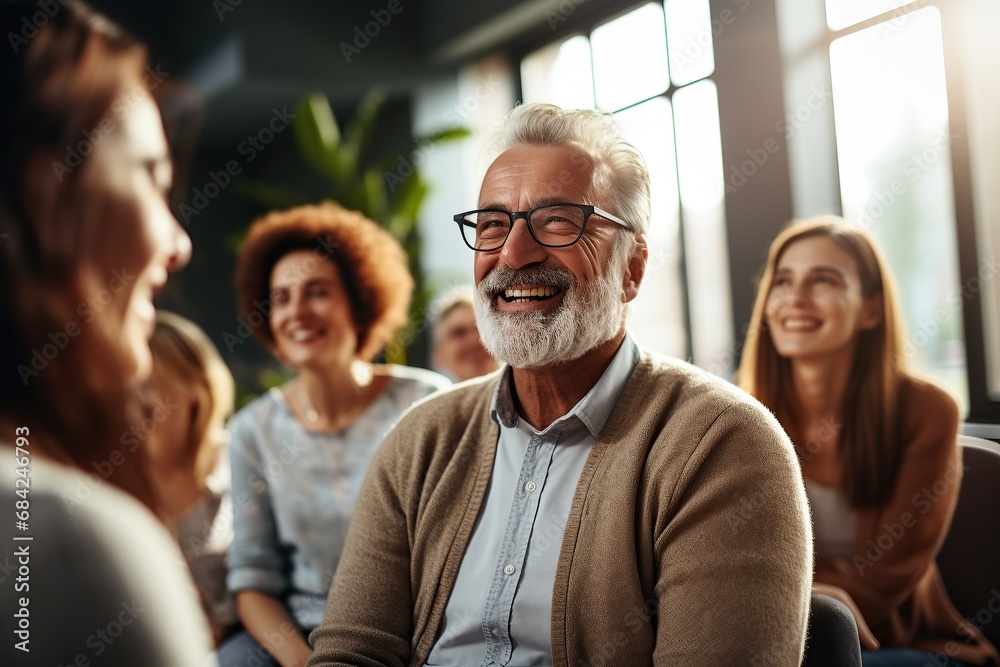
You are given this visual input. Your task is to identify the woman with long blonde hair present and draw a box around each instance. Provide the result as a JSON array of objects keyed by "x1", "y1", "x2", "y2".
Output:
[
  {"x1": 149, "y1": 311, "x2": 239, "y2": 645},
  {"x1": 738, "y1": 217, "x2": 997, "y2": 666}
]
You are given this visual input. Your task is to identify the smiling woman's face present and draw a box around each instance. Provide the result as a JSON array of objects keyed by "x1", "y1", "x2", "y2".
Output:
[
  {"x1": 89, "y1": 92, "x2": 192, "y2": 381},
  {"x1": 764, "y1": 235, "x2": 881, "y2": 361},
  {"x1": 267, "y1": 250, "x2": 358, "y2": 370}
]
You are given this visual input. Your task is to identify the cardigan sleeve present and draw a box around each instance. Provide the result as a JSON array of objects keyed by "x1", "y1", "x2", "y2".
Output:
[
  {"x1": 813, "y1": 380, "x2": 961, "y2": 626},
  {"x1": 306, "y1": 423, "x2": 413, "y2": 667},
  {"x1": 652, "y1": 401, "x2": 814, "y2": 667}
]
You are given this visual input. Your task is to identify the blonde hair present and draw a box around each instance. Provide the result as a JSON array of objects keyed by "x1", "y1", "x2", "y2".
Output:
[
  {"x1": 149, "y1": 312, "x2": 235, "y2": 484},
  {"x1": 429, "y1": 285, "x2": 474, "y2": 342},
  {"x1": 737, "y1": 216, "x2": 907, "y2": 507}
]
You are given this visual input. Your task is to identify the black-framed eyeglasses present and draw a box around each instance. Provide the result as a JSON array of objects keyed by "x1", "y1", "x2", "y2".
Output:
[{"x1": 453, "y1": 202, "x2": 631, "y2": 252}]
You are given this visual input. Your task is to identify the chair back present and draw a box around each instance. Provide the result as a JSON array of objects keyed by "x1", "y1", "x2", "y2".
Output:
[{"x1": 936, "y1": 434, "x2": 1000, "y2": 649}]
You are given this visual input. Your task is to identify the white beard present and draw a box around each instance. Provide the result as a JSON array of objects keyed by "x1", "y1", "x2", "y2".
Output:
[{"x1": 474, "y1": 262, "x2": 626, "y2": 369}]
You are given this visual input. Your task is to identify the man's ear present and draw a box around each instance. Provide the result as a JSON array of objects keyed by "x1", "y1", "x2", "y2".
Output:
[
  {"x1": 860, "y1": 292, "x2": 884, "y2": 331},
  {"x1": 621, "y1": 234, "x2": 648, "y2": 304}
]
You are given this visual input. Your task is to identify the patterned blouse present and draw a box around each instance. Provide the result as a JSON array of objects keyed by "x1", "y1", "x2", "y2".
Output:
[{"x1": 226, "y1": 365, "x2": 450, "y2": 628}]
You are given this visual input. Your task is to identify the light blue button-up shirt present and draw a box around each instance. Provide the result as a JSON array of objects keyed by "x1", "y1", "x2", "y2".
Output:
[{"x1": 426, "y1": 332, "x2": 640, "y2": 667}]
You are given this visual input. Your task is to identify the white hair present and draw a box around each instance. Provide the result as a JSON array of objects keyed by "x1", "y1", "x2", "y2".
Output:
[
  {"x1": 428, "y1": 284, "x2": 475, "y2": 343},
  {"x1": 489, "y1": 103, "x2": 651, "y2": 235}
]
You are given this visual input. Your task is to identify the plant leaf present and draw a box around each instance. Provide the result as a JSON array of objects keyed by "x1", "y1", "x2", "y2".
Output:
[
  {"x1": 293, "y1": 93, "x2": 344, "y2": 179},
  {"x1": 414, "y1": 126, "x2": 472, "y2": 145},
  {"x1": 230, "y1": 179, "x2": 309, "y2": 210},
  {"x1": 341, "y1": 88, "x2": 386, "y2": 175},
  {"x1": 387, "y1": 172, "x2": 428, "y2": 243},
  {"x1": 363, "y1": 167, "x2": 389, "y2": 223}
]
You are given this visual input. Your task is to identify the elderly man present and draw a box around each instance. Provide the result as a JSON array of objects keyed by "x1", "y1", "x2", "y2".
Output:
[
  {"x1": 430, "y1": 285, "x2": 499, "y2": 382},
  {"x1": 307, "y1": 103, "x2": 812, "y2": 666}
]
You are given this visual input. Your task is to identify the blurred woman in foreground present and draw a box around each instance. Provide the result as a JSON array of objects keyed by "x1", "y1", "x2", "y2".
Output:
[
  {"x1": 0, "y1": 1, "x2": 214, "y2": 664},
  {"x1": 739, "y1": 217, "x2": 997, "y2": 666}
]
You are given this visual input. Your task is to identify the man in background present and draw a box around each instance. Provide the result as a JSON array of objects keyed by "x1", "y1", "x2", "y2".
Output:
[{"x1": 430, "y1": 286, "x2": 499, "y2": 382}]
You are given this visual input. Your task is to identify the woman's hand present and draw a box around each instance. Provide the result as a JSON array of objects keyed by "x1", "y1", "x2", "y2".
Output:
[
  {"x1": 235, "y1": 591, "x2": 314, "y2": 666},
  {"x1": 813, "y1": 582, "x2": 880, "y2": 650}
]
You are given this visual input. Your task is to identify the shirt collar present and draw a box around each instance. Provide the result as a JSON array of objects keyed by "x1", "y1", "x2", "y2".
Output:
[{"x1": 490, "y1": 330, "x2": 640, "y2": 438}]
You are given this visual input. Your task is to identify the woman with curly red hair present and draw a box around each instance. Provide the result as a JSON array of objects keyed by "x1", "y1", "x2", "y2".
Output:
[
  {"x1": 738, "y1": 217, "x2": 997, "y2": 666},
  {"x1": 219, "y1": 202, "x2": 450, "y2": 667}
]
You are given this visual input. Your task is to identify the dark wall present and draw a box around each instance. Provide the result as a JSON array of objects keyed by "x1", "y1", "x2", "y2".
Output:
[
  {"x1": 84, "y1": 0, "x2": 495, "y2": 393},
  {"x1": 712, "y1": 0, "x2": 793, "y2": 349},
  {"x1": 83, "y1": 0, "x2": 793, "y2": 392}
]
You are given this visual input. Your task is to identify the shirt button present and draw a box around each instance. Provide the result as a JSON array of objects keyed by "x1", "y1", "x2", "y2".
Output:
[
  {"x1": 503, "y1": 564, "x2": 516, "y2": 576},
  {"x1": 525, "y1": 480, "x2": 537, "y2": 493}
]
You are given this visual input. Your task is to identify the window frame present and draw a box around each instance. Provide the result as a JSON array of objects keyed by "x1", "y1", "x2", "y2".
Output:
[
  {"x1": 814, "y1": 1, "x2": 1000, "y2": 423},
  {"x1": 500, "y1": 0, "x2": 1000, "y2": 424}
]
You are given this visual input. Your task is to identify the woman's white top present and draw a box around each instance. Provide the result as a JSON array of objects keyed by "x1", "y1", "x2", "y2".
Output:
[
  {"x1": 1, "y1": 444, "x2": 217, "y2": 666},
  {"x1": 804, "y1": 478, "x2": 857, "y2": 559}
]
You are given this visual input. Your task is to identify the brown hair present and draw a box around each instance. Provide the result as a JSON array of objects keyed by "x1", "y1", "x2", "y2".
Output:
[
  {"x1": 235, "y1": 202, "x2": 414, "y2": 361},
  {"x1": 0, "y1": 2, "x2": 162, "y2": 511},
  {"x1": 149, "y1": 312, "x2": 235, "y2": 486},
  {"x1": 737, "y1": 216, "x2": 907, "y2": 508}
]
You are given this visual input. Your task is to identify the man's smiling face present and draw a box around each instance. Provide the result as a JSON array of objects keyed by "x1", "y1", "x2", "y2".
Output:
[
  {"x1": 472, "y1": 142, "x2": 635, "y2": 369},
  {"x1": 473, "y1": 143, "x2": 620, "y2": 313}
]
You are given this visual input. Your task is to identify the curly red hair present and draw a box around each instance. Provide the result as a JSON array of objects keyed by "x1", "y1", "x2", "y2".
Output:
[{"x1": 235, "y1": 202, "x2": 413, "y2": 361}]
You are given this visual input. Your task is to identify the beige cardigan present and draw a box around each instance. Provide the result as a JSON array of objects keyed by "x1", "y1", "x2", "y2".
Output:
[{"x1": 307, "y1": 353, "x2": 813, "y2": 667}]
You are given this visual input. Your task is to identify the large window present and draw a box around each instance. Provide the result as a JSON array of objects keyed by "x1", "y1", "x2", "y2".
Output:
[
  {"x1": 829, "y1": 5, "x2": 967, "y2": 406},
  {"x1": 519, "y1": 1, "x2": 733, "y2": 371},
  {"x1": 778, "y1": 0, "x2": 1000, "y2": 421},
  {"x1": 501, "y1": 0, "x2": 998, "y2": 422}
]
